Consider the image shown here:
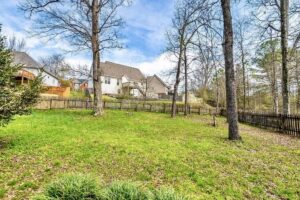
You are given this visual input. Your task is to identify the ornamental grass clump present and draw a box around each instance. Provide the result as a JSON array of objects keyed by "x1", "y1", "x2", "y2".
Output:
[
  {"x1": 33, "y1": 174, "x2": 101, "y2": 200},
  {"x1": 33, "y1": 175, "x2": 188, "y2": 200}
]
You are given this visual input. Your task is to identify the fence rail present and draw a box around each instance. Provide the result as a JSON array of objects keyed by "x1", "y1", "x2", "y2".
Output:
[
  {"x1": 35, "y1": 98, "x2": 217, "y2": 115},
  {"x1": 36, "y1": 99, "x2": 300, "y2": 137},
  {"x1": 220, "y1": 110, "x2": 300, "y2": 137}
]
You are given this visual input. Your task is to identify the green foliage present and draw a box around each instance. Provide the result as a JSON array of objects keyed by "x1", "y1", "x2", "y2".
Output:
[
  {"x1": 34, "y1": 175, "x2": 186, "y2": 200},
  {"x1": 152, "y1": 188, "x2": 187, "y2": 200},
  {"x1": 70, "y1": 91, "x2": 88, "y2": 99},
  {"x1": 100, "y1": 182, "x2": 150, "y2": 200},
  {"x1": 0, "y1": 188, "x2": 6, "y2": 198},
  {"x1": 0, "y1": 26, "x2": 42, "y2": 126},
  {"x1": 60, "y1": 79, "x2": 72, "y2": 88},
  {"x1": 35, "y1": 174, "x2": 101, "y2": 200}
]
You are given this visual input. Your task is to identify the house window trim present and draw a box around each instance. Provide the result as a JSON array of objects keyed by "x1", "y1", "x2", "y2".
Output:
[
  {"x1": 105, "y1": 77, "x2": 111, "y2": 84},
  {"x1": 117, "y1": 78, "x2": 121, "y2": 86}
]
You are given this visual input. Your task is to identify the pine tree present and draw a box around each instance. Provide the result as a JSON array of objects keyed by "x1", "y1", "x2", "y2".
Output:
[{"x1": 0, "y1": 26, "x2": 42, "y2": 126}]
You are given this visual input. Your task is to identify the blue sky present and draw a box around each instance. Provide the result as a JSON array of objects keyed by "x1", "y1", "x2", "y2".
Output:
[{"x1": 0, "y1": 0, "x2": 175, "y2": 75}]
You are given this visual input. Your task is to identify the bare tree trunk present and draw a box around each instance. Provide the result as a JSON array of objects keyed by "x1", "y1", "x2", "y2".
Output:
[
  {"x1": 184, "y1": 46, "x2": 188, "y2": 116},
  {"x1": 247, "y1": 74, "x2": 250, "y2": 108},
  {"x1": 221, "y1": 0, "x2": 241, "y2": 140},
  {"x1": 216, "y1": 76, "x2": 220, "y2": 114},
  {"x1": 281, "y1": 0, "x2": 290, "y2": 115},
  {"x1": 92, "y1": 0, "x2": 104, "y2": 116},
  {"x1": 271, "y1": 36, "x2": 279, "y2": 114},
  {"x1": 241, "y1": 51, "x2": 246, "y2": 112},
  {"x1": 296, "y1": 54, "x2": 300, "y2": 113},
  {"x1": 171, "y1": 35, "x2": 184, "y2": 118}
]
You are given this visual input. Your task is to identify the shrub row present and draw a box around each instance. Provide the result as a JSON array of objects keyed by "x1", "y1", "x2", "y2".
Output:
[{"x1": 33, "y1": 174, "x2": 188, "y2": 200}]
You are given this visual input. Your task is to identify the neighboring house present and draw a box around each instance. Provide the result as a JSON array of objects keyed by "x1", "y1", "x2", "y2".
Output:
[
  {"x1": 12, "y1": 51, "x2": 60, "y2": 87},
  {"x1": 146, "y1": 75, "x2": 169, "y2": 99},
  {"x1": 88, "y1": 61, "x2": 146, "y2": 97},
  {"x1": 72, "y1": 79, "x2": 89, "y2": 91}
]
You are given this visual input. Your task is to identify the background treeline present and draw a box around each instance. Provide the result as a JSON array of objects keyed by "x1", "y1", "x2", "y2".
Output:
[{"x1": 165, "y1": 0, "x2": 300, "y2": 114}]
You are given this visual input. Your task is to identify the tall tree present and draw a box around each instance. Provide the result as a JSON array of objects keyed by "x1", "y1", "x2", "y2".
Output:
[
  {"x1": 221, "y1": 0, "x2": 241, "y2": 140},
  {"x1": 20, "y1": 0, "x2": 127, "y2": 116},
  {"x1": 166, "y1": 0, "x2": 211, "y2": 117},
  {"x1": 0, "y1": 26, "x2": 42, "y2": 126},
  {"x1": 295, "y1": 51, "x2": 300, "y2": 111},
  {"x1": 280, "y1": 0, "x2": 290, "y2": 114},
  {"x1": 249, "y1": 0, "x2": 300, "y2": 114},
  {"x1": 234, "y1": 19, "x2": 251, "y2": 111},
  {"x1": 254, "y1": 40, "x2": 281, "y2": 114}
]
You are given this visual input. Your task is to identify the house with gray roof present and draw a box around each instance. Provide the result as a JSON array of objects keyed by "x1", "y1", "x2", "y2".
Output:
[
  {"x1": 88, "y1": 61, "x2": 146, "y2": 97},
  {"x1": 12, "y1": 51, "x2": 60, "y2": 87},
  {"x1": 88, "y1": 61, "x2": 170, "y2": 98}
]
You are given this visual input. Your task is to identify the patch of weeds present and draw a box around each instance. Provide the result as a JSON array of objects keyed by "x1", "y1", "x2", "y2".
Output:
[
  {"x1": 0, "y1": 188, "x2": 6, "y2": 198},
  {"x1": 188, "y1": 171, "x2": 214, "y2": 189},
  {"x1": 7, "y1": 179, "x2": 18, "y2": 186},
  {"x1": 152, "y1": 188, "x2": 188, "y2": 200},
  {"x1": 18, "y1": 181, "x2": 38, "y2": 190},
  {"x1": 53, "y1": 160, "x2": 61, "y2": 167},
  {"x1": 101, "y1": 182, "x2": 150, "y2": 200}
]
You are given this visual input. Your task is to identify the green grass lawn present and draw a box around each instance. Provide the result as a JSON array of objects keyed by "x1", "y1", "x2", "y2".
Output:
[{"x1": 0, "y1": 110, "x2": 299, "y2": 199}]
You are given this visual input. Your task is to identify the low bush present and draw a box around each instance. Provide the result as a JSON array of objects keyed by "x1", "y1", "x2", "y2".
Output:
[
  {"x1": 33, "y1": 175, "x2": 188, "y2": 200},
  {"x1": 100, "y1": 182, "x2": 150, "y2": 200},
  {"x1": 152, "y1": 188, "x2": 187, "y2": 200},
  {"x1": 33, "y1": 174, "x2": 101, "y2": 200}
]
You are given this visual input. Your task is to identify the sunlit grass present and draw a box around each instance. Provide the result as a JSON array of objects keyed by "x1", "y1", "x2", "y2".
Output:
[{"x1": 0, "y1": 110, "x2": 299, "y2": 199}]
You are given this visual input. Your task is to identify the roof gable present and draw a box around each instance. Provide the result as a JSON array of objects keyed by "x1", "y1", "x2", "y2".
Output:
[
  {"x1": 101, "y1": 61, "x2": 145, "y2": 81},
  {"x1": 12, "y1": 51, "x2": 42, "y2": 68},
  {"x1": 12, "y1": 51, "x2": 59, "y2": 80},
  {"x1": 147, "y1": 75, "x2": 168, "y2": 88}
]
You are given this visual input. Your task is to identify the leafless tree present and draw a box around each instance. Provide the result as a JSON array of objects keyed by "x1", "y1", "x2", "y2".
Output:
[
  {"x1": 249, "y1": 0, "x2": 300, "y2": 114},
  {"x1": 7, "y1": 35, "x2": 26, "y2": 52},
  {"x1": 192, "y1": 29, "x2": 220, "y2": 90},
  {"x1": 39, "y1": 54, "x2": 72, "y2": 79},
  {"x1": 20, "y1": 0, "x2": 128, "y2": 116},
  {"x1": 254, "y1": 39, "x2": 281, "y2": 114},
  {"x1": 166, "y1": 0, "x2": 214, "y2": 117},
  {"x1": 295, "y1": 51, "x2": 300, "y2": 111},
  {"x1": 234, "y1": 18, "x2": 251, "y2": 111}
]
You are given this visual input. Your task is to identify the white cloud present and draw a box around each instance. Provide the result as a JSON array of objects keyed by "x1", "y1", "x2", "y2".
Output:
[
  {"x1": 136, "y1": 53, "x2": 175, "y2": 76},
  {"x1": 0, "y1": 0, "x2": 176, "y2": 82},
  {"x1": 65, "y1": 56, "x2": 92, "y2": 67},
  {"x1": 102, "y1": 48, "x2": 175, "y2": 77}
]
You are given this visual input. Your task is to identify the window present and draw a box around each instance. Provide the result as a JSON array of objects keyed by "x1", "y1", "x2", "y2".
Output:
[
  {"x1": 105, "y1": 77, "x2": 111, "y2": 84},
  {"x1": 117, "y1": 79, "x2": 121, "y2": 86}
]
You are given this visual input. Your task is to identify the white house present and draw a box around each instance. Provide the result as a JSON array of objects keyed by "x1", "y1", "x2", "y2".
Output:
[
  {"x1": 12, "y1": 51, "x2": 60, "y2": 87},
  {"x1": 88, "y1": 61, "x2": 146, "y2": 97}
]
